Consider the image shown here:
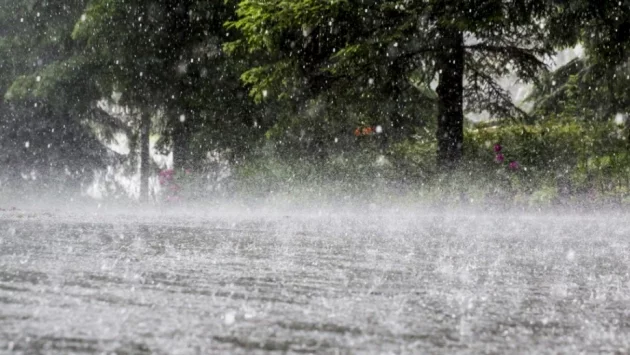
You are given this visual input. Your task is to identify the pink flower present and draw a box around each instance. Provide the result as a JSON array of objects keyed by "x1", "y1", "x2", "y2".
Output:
[
  {"x1": 495, "y1": 153, "x2": 505, "y2": 163},
  {"x1": 159, "y1": 169, "x2": 176, "y2": 184},
  {"x1": 494, "y1": 143, "x2": 502, "y2": 153},
  {"x1": 159, "y1": 169, "x2": 174, "y2": 178},
  {"x1": 509, "y1": 161, "x2": 519, "y2": 170}
]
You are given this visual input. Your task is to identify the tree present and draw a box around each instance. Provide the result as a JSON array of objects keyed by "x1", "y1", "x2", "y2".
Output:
[
  {"x1": 228, "y1": 0, "x2": 552, "y2": 168},
  {"x1": 67, "y1": 0, "x2": 191, "y2": 201},
  {"x1": 66, "y1": 0, "x2": 272, "y2": 200},
  {"x1": 529, "y1": 0, "x2": 630, "y2": 124},
  {"x1": 0, "y1": 0, "x2": 119, "y2": 193}
]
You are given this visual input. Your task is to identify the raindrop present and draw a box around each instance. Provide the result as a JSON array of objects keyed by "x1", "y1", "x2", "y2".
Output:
[
  {"x1": 262, "y1": 90, "x2": 268, "y2": 98},
  {"x1": 615, "y1": 113, "x2": 626, "y2": 124},
  {"x1": 179, "y1": 114, "x2": 186, "y2": 123},
  {"x1": 19, "y1": 254, "x2": 30, "y2": 264},
  {"x1": 244, "y1": 312, "x2": 255, "y2": 320},
  {"x1": 25, "y1": 141, "x2": 30, "y2": 148},
  {"x1": 36, "y1": 76, "x2": 41, "y2": 82},
  {"x1": 224, "y1": 311, "x2": 236, "y2": 325}
]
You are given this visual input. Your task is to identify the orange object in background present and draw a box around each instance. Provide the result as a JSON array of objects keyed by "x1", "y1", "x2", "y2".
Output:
[{"x1": 354, "y1": 125, "x2": 379, "y2": 137}]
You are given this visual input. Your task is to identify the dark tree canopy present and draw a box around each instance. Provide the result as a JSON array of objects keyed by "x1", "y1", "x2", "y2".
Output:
[
  {"x1": 0, "y1": 0, "x2": 116, "y2": 191},
  {"x1": 530, "y1": 0, "x2": 630, "y2": 121},
  {"x1": 228, "y1": 0, "x2": 553, "y2": 166}
]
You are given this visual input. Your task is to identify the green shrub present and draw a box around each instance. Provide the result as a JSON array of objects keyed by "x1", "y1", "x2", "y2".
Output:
[{"x1": 231, "y1": 119, "x2": 630, "y2": 206}]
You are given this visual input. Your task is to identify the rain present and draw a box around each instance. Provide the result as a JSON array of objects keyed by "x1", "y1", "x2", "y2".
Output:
[{"x1": 1, "y1": 0, "x2": 630, "y2": 354}]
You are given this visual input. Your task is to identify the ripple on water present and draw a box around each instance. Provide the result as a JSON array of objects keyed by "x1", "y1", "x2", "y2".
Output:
[{"x1": 1, "y1": 215, "x2": 630, "y2": 354}]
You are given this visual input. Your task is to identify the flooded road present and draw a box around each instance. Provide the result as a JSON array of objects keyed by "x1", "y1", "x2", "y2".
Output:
[{"x1": 1, "y1": 209, "x2": 630, "y2": 354}]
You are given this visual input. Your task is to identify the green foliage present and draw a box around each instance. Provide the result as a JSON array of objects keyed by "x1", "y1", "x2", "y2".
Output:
[
  {"x1": 0, "y1": 0, "x2": 119, "y2": 191},
  {"x1": 227, "y1": 0, "x2": 555, "y2": 168},
  {"x1": 70, "y1": 0, "x2": 272, "y2": 168},
  {"x1": 465, "y1": 120, "x2": 629, "y2": 203},
  {"x1": 530, "y1": 0, "x2": 630, "y2": 120},
  {"x1": 2, "y1": 0, "x2": 630, "y2": 204},
  {"x1": 241, "y1": 119, "x2": 630, "y2": 205},
  {"x1": 228, "y1": 0, "x2": 552, "y2": 117},
  {"x1": 232, "y1": 142, "x2": 401, "y2": 202}
]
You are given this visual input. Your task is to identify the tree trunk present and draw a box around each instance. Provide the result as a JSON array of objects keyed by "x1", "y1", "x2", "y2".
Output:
[
  {"x1": 172, "y1": 116, "x2": 190, "y2": 171},
  {"x1": 607, "y1": 71, "x2": 619, "y2": 120},
  {"x1": 435, "y1": 28, "x2": 465, "y2": 169},
  {"x1": 139, "y1": 111, "x2": 151, "y2": 203}
]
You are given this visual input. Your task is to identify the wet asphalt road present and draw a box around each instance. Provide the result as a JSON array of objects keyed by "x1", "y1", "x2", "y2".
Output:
[{"x1": 1, "y1": 210, "x2": 630, "y2": 354}]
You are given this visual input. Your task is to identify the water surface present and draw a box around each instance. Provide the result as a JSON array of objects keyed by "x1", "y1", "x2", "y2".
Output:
[{"x1": 1, "y1": 209, "x2": 629, "y2": 354}]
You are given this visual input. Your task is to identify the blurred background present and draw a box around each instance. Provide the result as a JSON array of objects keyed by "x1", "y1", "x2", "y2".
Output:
[{"x1": 1, "y1": 0, "x2": 629, "y2": 206}]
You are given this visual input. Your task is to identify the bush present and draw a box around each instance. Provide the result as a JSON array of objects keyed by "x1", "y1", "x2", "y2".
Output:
[{"x1": 229, "y1": 119, "x2": 630, "y2": 206}]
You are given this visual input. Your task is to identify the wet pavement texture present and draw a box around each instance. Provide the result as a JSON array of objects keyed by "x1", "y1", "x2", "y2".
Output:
[{"x1": 1, "y1": 211, "x2": 630, "y2": 354}]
